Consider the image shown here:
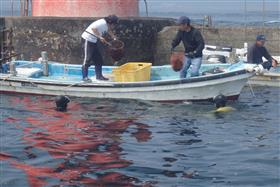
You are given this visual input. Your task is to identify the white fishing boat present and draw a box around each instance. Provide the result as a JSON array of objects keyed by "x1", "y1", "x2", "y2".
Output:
[{"x1": 0, "y1": 60, "x2": 256, "y2": 101}]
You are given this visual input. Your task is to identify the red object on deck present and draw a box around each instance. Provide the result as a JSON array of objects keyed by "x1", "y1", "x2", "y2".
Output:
[{"x1": 32, "y1": 0, "x2": 139, "y2": 17}]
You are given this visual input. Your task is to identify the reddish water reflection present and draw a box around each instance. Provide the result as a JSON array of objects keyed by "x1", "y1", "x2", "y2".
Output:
[{"x1": 2, "y1": 96, "x2": 152, "y2": 187}]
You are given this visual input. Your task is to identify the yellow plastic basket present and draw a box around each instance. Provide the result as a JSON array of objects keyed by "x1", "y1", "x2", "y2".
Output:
[{"x1": 112, "y1": 62, "x2": 152, "y2": 82}]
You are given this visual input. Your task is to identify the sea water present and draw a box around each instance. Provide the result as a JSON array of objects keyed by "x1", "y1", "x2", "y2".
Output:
[{"x1": 0, "y1": 86, "x2": 279, "y2": 186}]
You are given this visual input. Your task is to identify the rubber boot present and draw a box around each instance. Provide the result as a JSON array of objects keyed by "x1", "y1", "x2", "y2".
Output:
[
  {"x1": 82, "y1": 65, "x2": 88, "y2": 79},
  {"x1": 95, "y1": 64, "x2": 102, "y2": 79},
  {"x1": 95, "y1": 64, "x2": 109, "y2": 81}
]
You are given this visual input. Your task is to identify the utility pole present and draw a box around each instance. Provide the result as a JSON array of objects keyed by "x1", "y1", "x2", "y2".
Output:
[
  {"x1": 20, "y1": 0, "x2": 29, "y2": 16},
  {"x1": 144, "y1": 0, "x2": 148, "y2": 17},
  {"x1": 262, "y1": 0, "x2": 265, "y2": 33},
  {"x1": 11, "y1": 0, "x2": 14, "y2": 16}
]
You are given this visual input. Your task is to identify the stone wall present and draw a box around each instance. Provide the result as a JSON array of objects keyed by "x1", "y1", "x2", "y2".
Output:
[
  {"x1": 1, "y1": 17, "x2": 279, "y2": 66},
  {"x1": 155, "y1": 26, "x2": 280, "y2": 65},
  {"x1": 3, "y1": 17, "x2": 174, "y2": 65}
]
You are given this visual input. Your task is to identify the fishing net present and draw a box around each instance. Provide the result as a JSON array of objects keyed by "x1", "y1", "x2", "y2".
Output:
[
  {"x1": 170, "y1": 52, "x2": 185, "y2": 72},
  {"x1": 109, "y1": 40, "x2": 124, "y2": 61}
]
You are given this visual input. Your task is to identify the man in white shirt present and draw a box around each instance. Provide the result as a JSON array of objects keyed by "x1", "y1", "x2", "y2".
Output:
[{"x1": 81, "y1": 15, "x2": 118, "y2": 82}]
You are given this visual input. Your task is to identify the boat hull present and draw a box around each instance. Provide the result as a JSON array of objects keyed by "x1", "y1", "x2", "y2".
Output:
[
  {"x1": 0, "y1": 70, "x2": 253, "y2": 101},
  {"x1": 248, "y1": 72, "x2": 280, "y2": 87}
]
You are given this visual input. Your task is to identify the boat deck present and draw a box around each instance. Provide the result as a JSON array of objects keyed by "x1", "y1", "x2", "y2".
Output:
[{"x1": 3, "y1": 61, "x2": 232, "y2": 84}]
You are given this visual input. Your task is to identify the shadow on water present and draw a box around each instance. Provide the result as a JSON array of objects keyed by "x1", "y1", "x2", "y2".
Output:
[{"x1": 0, "y1": 86, "x2": 279, "y2": 187}]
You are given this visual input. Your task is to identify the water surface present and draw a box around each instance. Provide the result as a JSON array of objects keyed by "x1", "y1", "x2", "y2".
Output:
[{"x1": 0, "y1": 86, "x2": 279, "y2": 186}]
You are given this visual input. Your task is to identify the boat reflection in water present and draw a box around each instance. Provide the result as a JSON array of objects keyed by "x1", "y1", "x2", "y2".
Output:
[{"x1": 1, "y1": 95, "x2": 152, "y2": 186}]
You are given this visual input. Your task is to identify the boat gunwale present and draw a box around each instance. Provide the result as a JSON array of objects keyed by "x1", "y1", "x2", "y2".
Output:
[
  {"x1": 262, "y1": 72, "x2": 280, "y2": 77},
  {"x1": 0, "y1": 69, "x2": 251, "y2": 88}
]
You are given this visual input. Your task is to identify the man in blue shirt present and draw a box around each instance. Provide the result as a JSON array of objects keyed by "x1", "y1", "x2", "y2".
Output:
[
  {"x1": 247, "y1": 34, "x2": 277, "y2": 70},
  {"x1": 171, "y1": 16, "x2": 205, "y2": 78}
]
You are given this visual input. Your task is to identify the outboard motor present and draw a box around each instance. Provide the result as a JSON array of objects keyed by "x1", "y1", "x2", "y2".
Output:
[{"x1": 55, "y1": 95, "x2": 70, "y2": 112}]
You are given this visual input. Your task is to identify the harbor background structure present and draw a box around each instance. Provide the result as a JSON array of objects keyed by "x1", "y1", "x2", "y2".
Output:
[
  {"x1": 0, "y1": 0, "x2": 279, "y2": 65},
  {"x1": 1, "y1": 17, "x2": 279, "y2": 65}
]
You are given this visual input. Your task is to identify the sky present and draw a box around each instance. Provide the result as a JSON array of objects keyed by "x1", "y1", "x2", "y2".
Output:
[
  {"x1": 139, "y1": 0, "x2": 280, "y2": 14},
  {"x1": 0, "y1": 0, "x2": 279, "y2": 21}
]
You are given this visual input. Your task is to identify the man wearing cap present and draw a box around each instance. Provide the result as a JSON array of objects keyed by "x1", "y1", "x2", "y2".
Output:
[
  {"x1": 247, "y1": 34, "x2": 278, "y2": 70},
  {"x1": 171, "y1": 16, "x2": 205, "y2": 78},
  {"x1": 81, "y1": 15, "x2": 119, "y2": 82}
]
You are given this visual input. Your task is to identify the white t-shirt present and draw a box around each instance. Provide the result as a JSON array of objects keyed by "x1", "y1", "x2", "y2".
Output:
[{"x1": 81, "y1": 19, "x2": 108, "y2": 43}]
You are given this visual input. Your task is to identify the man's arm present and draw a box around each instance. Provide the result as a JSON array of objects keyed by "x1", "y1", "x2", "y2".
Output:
[
  {"x1": 247, "y1": 45, "x2": 254, "y2": 63},
  {"x1": 92, "y1": 28, "x2": 106, "y2": 43},
  {"x1": 262, "y1": 47, "x2": 273, "y2": 62},
  {"x1": 92, "y1": 28, "x2": 101, "y2": 38},
  {"x1": 171, "y1": 31, "x2": 182, "y2": 50},
  {"x1": 108, "y1": 29, "x2": 117, "y2": 40},
  {"x1": 193, "y1": 30, "x2": 205, "y2": 54}
]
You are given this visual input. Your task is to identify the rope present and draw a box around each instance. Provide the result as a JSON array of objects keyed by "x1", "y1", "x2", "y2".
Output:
[
  {"x1": 1, "y1": 74, "x2": 13, "y2": 82},
  {"x1": 66, "y1": 82, "x2": 83, "y2": 88},
  {"x1": 1, "y1": 74, "x2": 38, "y2": 88},
  {"x1": 247, "y1": 77, "x2": 256, "y2": 97}
]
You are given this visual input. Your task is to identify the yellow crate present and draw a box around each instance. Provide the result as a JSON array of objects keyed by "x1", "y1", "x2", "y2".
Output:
[{"x1": 112, "y1": 62, "x2": 152, "y2": 82}]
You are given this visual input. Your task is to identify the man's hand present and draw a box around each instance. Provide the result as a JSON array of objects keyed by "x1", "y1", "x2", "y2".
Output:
[
  {"x1": 99, "y1": 37, "x2": 106, "y2": 44},
  {"x1": 108, "y1": 29, "x2": 117, "y2": 41},
  {"x1": 186, "y1": 51, "x2": 196, "y2": 58},
  {"x1": 272, "y1": 59, "x2": 278, "y2": 68}
]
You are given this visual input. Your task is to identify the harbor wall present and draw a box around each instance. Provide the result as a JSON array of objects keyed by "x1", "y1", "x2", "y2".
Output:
[
  {"x1": 3, "y1": 17, "x2": 174, "y2": 65},
  {"x1": 155, "y1": 26, "x2": 280, "y2": 65},
  {"x1": 1, "y1": 17, "x2": 279, "y2": 65}
]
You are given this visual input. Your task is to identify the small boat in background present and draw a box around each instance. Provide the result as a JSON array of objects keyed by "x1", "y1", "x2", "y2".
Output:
[
  {"x1": 248, "y1": 69, "x2": 280, "y2": 87},
  {"x1": 203, "y1": 44, "x2": 232, "y2": 64},
  {"x1": 0, "y1": 60, "x2": 255, "y2": 101},
  {"x1": 203, "y1": 44, "x2": 280, "y2": 87},
  {"x1": 233, "y1": 46, "x2": 280, "y2": 87}
]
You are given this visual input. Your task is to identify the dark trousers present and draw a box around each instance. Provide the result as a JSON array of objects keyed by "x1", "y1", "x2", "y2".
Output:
[{"x1": 82, "y1": 40, "x2": 104, "y2": 79}]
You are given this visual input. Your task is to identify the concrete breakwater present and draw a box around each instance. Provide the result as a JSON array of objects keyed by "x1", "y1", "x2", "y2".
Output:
[{"x1": 0, "y1": 17, "x2": 279, "y2": 65}]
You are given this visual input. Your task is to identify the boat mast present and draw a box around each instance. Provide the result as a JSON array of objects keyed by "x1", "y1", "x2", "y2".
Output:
[
  {"x1": 262, "y1": 0, "x2": 265, "y2": 33},
  {"x1": 244, "y1": 0, "x2": 247, "y2": 43}
]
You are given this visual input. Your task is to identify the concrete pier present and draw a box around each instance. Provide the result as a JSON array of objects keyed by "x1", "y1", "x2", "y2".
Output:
[
  {"x1": 1, "y1": 17, "x2": 279, "y2": 65},
  {"x1": 155, "y1": 25, "x2": 280, "y2": 65}
]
